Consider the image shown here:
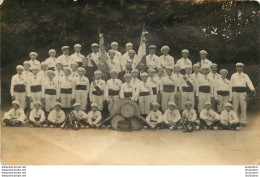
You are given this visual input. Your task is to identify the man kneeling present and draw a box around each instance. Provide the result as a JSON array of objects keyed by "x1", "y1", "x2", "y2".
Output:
[
  {"x1": 88, "y1": 103, "x2": 102, "y2": 128},
  {"x1": 219, "y1": 103, "x2": 240, "y2": 130},
  {"x1": 29, "y1": 102, "x2": 47, "y2": 127},
  {"x1": 47, "y1": 102, "x2": 66, "y2": 128},
  {"x1": 181, "y1": 101, "x2": 201, "y2": 132},
  {"x1": 3, "y1": 100, "x2": 26, "y2": 127}
]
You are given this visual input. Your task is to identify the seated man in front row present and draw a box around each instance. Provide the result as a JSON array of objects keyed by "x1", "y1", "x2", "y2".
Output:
[
  {"x1": 181, "y1": 101, "x2": 201, "y2": 132},
  {"x1": 218, "y1": 103, "x2": 240, "y2": 130},
  {"x1": 88, "y1": 103, "x2": 102, "y2": 128},
  {"x1": 47, "y1": 102, "x2": 66, "y2": 128},
  {"x1": 199, "y1": 101, "x2": 220, "y2": 130},
  {"x1": 29, "y1": 101, "x2": 47, "y2": 127},
  {"x1": 3, "y1": 100, "x2": 26, "y2": 127}
]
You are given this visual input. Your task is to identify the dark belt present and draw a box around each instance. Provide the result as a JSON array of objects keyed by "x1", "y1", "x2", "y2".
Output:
[
  {"x1": 76, "y1": 85, "x2": 87, "y2": 90},
  {"x1": 217, "y1": 91, "x2": 229, "y2": 96},
  {"x1": 124, "y1": 92, "x2": 132, "y2": 98},
  {"x1": 14, "y1": 84, "x2": 26, "y2": 93},
  {"x1": 76, "y1": 62, "x2": 83, "y2": 67},
  {"x1": 31, "y1": 85, "x2": 42, "y2": 92},
  {"x1": 232, "y1": 87, "x2": 246, "y2": 93},
  {"x1": 177, "y1": 87, "x2": 180, "y2": 92},
  {"x1": 150, "y1": 119, "x2": 157, "y2": 122},
  {"x1": 163, "y1": 85, "x2": 175, "y2": 92},
  {"x1": 152, "y1": 88, "x2": 157, "y2": 95},
  {"x1": 182, "y1": 86, "x2": 193, "y2": 92},
  {"x1": 45, "y1": 89, "x2": 56, "y2": 95},
  {"x1": 92, "y1": 91, "x2": 103, "y2": 96},
  {"x1": 139, "y1": 92, "x2": 150, "y2": 96},
  {"x1": 108, "y1": 89, "x2": 120, "y2": 96},
  {"x1": 48, "y1": 67, "x2": 55, "y2": 71},
  {"x1": 199, "y1": 86, "x2": 210, "y2": 93},
  {"x1": 61, "y1": 88, "x2": 72, "y2": 94},
  {"x1": 34, "y1": 117, "x2": 40, "y2": 121}
]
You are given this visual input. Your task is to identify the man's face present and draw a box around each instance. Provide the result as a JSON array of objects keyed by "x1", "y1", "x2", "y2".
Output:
[
  {"x1": 185, "y1": 104, "x2": 192, "y2": 110},
  {"x1": 161, "y1": 49, "x2": 169, "y2": 55},
  {"x1": 75, "y1": 105, "x2": 81, "y2": 111},
  {"x1": 47, "y1": 73, "x2": 54, "y2": 79},
  {"x1": 32, "y1": 69, "x2": 39, "y2": 75},
  {"x1": 152, "y1": 106, "x2": 159, "y2": 112},
  {"x1": 95, "y1": 73, "x2": 102, "y2": 80},
  {"x1": 82, "y1": 58, "x2": 88, "y2": 66},
  {"x1": 49, "y1": 51, "x2": 56, "y2": 57},
  {"x1": 111, "y1": 44, "x2": 118, "y2": 50},
  {"x1": 110, "y1": 72, "x2": 117, "y2": 79},
  {"x1": 126, "y1": 46, "x2": 132, "y2": 51},
  {"x1": 185, "y1": 68, "x2": 192, "y2": 74},
  {"x1": 34, "y1": 104, "x2": 41, "y2": 110},
  {"x1": 77, "y1": 70, "x2": 85, "y2": 76},
  {"x1": 158, "y1": 70, "x2": 164, "y2": 77},
  {"x1": 236, "y1": 66, "x2": 243, "y2": 73},
  {"x1": 166, "y1": 69, "x2": 173, "y2": 76},
  {"x1": 63, "y1": 49, "x2": 69, "y2": 55},
  {"x1": 205, "y1": 105, "x2": 211, "y2": 110},
  {"x1": 140, "y1": 63, "x2": 146, "y2": 71},
  {"x1": 148, "y1": 71, "x2": 154, "y2": 77},
  {"x1": 125, "y1": 76, "x2": 132, "y2": 83},
  {"x1": 55, "y1": 105, "x2": 61, "y2": 111},
  {"x1": 182, "y1": 52, "x2": 189, "y2": 58},
  {"x1": 109, "y1": 52, "x2": 115, "y2": 59},
  {"x1": 202, "y1": 69, "x2": 209, "y2": 75},
  {"x1": 30, "y1": 55, "x2": 37, "y2": 60},
  {"x1": 23, "y1": 64, "x2": 30, "y2": 71},
  {"x1": 193, "y1": 66, "x2": 200, "y2": 73},
  {"x1": 200, "y1": 53, "x2": 207, "y2": 59},
  {"x1": 41, "y1": 65, "x2": 48, "y2": 71},
  {"x1": 64, "y1": 69, "x2": 71, "y2": 76},
  {"x1": 141, "y1": 76, "x2": 148, "y2": 82},
  {"x1": 168, "y1": 105, "x2": 175, "y2": 111},
  {"x1": 12, "y1": 104, "x2": 19, "y2": 110},
  {"x1": 149, "y1": 48, "x2": 156, "y2": 55},
  {"x1": 74, "y1": 47, "x2": 81, "y2": 53},
  {"x1": 71, "y1": 65, "x2": 78, "y2": 72},
  {"x1": 174, "y1": 67, "x2": 180, "y2": 73},
  {"x1": 91, "y1": 47, "x2": 99, "y2": 53},
  {"x1": 56, "y1": 64, "x2": 63, "y2": 70},
  {"x1": 221, "y1": 72, "x2": 227, "y2": 79},
  {"x1": 17, "y1": 69, "x2": 23, "y2": 75},
  {"x1": 98, "y1": 63, "x2": 105, "y2": 71},
  {"x1": 126, "y1": 62, "x2": 132, "y2": 70},
  {"x1": 131, "y1": 72, "x2": 138, "y2": 78},
  {"x1": 92, "y1": 107, "x2": 98, "y2": 112},
  {"x1": 128, "y1": 52, "x2": 135, "y2": 58},
  {"x1": 211, "y1": 66, "x2": 217, "y2": 73},
  {"x1": 225, "y1": 106, "x2": 232, "y2": 112}
]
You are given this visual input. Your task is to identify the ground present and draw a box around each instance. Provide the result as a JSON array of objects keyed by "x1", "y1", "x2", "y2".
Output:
[{"x1": 1, "y1": 112, "x2": 260, "y2": 165}]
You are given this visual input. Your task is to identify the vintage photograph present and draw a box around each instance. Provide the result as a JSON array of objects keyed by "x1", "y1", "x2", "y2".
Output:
[{"x1": 1, "y1": 0, "x2": 259, "y2": 165}]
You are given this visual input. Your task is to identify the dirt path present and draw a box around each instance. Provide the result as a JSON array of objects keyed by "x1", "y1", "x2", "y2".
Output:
[{"x1": 1, "y1": 112, "x2": 260, "y2": 165}]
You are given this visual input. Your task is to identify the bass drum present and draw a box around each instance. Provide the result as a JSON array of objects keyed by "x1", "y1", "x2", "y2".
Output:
[
  {"x1": 110, "y1": 99, "x2": 141, "y2": 118},
  {"x1": 110, "y1": 115, "x2": 125, "y2": 130},
  {"x1": 130, "y1": 117, "x2": 143, "y2": 131}
]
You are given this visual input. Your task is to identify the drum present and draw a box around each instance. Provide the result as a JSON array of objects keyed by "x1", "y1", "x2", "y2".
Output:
[
  {"x1": 120, "y1": 103, "x2": 135, "y2": 118},
  {"x1": 130, "y1": 117, "x2": 143, "y2": 130},
  {"x1": 111, "y1": 115, "x2": 125, "y2": 130}
]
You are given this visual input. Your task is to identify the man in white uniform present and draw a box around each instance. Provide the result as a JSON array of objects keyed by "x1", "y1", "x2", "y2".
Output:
[{"x1": 70, "y1": 44, "x2": 84, "y2": 67}]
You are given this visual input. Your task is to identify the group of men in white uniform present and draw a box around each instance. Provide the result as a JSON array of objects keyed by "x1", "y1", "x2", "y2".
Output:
[{"x1": 3, "y1": 41, "x2": 256, "y2": 131}]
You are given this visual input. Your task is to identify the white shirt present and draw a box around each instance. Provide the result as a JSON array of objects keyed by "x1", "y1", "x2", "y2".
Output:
[
  {"x1": 60, "y1": 76, "x2": 75, "y2": 98},
  {"x1": 29, "y1": 59, "x2": 41, "y2": 68},
  {"x1": 57, "y1": 54, "x2": 73, "y2": 67},
  {"x1": 38, "y1": 70, "x2": 48, "y2": 80},
  {"x1": 74, "y1": 76, "x2": 90, "y2": 95},
  {"x1": 70, "y1": 52, "x2": 84, "y2": 63},
  {"x1": 158, "y1": 55, "x2": 175, "y2": 68},
  {"x1": 200, "y1": 109, "x2": 220, "y2": 121},
  {"x1": 42, "y1": 78, "x2": 60, "y2": 98},
  {"x1": 176, "y1": 57, "x2": 192, "y2": 69},
  {"x1": 135, "y1": 81, "x2": 153, "y2": 99},
  {"x1": 214, "y1": 78, "x2": 230, "y2": 99},
  {"x1": 200, "y1": 59, "x2": 212, "y2": 68},
  {"x1": 121, "y1": 53, "x2": 140, "y2": 70},
  {"x1": 163, "y1": 109, "x2": 181, "y2": 124},
  {"x1": 90, "y1": 52, "x2": 101, "y2": 65},
  {"x1": 180, "y1": 74, "x2": 195, "y2": 92},
  {"x1": 147, "y1": 77, "x2": 160, "y2": 94},
  {"x1": 27, "y1": 74, "x2": 42, "y2": 96},
  {"x1": 45, "y1": 57, "x2": 57, "y2": 69},
  {"x1": 55, "y1": 70, "x2": 65, "y2": 83},
  {"x1": 48, "y1": 109, "x2": 66, "y2": 123},
  {"x1": 10, "y1": 74, "x2": 27, "y2": 96},
  {"x1": 120, "y1": 82, "x2": 136, "y2": 99},
  {"x1": 106, "y1": 57, "x2": 121, "y2": 72},
  {"x1": 29, "y1": 109, "x2": 45, "y2": 122},
  {"x1": 145, "y1": 54, "x2": 159, "y2": 69},
  {"x1": 220, "y1": 110, "x2": 239, "y2": 124},
  {"x1": 4, "y1": 108, "x2": 26, "y2": 121},
  {"x1": 105, "y1": 78, "x2": 122, "y2": 99},
  {"x1": 230, "y1": 72, "x2": 254, "y2": 90},
  {"x1": 146, "y1": 110, "x2": 163, "y2": 125},
  {"x1": 87, "y1": 110, "x2": 102, "y2": 124},
  {"x1": 22, "y1": 70, "x2": 33, "y2": 81},
  {"x1": 182, "y1": 109, "x2": 197, "y2": 122},
  {"x1": 196, "y1": 74, "x2": 214, "y2": 97},
  {"x1": 89, "y1": 79, "x2": 106, "y2": 101},
  {"x1": 71, "y1": 110, "x2": 88, "y2": 120}
]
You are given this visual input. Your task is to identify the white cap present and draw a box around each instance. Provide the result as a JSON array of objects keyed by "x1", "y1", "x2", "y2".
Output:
[
  {"x1": 41, "y1": 62, "x2": 48, "y2": 66},
  {"x1": 224, "y1": 103, "x2": 233, "y2": 108},
  {"x1": 77, "y1": 67, "x2": 85, "y2": 72},
  {"x1": 48, "y1": 49, "x2": 56, "y2": 54},
  {"x1": 111, "y1": 42, "x2": 118, "y2": 46},
  {"x1": 131, "y1": 69, "x2": 139, "y2": 74},
  {"x1": 165, "y1": 66, "x2": 173, "y2": 70},
  {"x1": 236, "y1": 62, "x2": 244, "y2": 67},
  {"x1": 199, "y1": 50, "x2": 207, "y2": 55},
  {"x1": 70, "y1": 62, "x2": 78, "y2": 67},
  {"x1": 12, "y1": 100, "x2": 21, "y2": 107},
  {"x1": 63, "y1": 67, "x2": 72, "y2": 73},
  {"x1": 91, "y1": 103, "x2": 98, "y2": 108},
  {"x1": 73, "y1": 103, "x2": 81, "y2": 107},
  {"x1": 204, "y1": 101, "x2": 212, "y2": 106},
  {"x1": 33, "y1": 101, "x2": 42, "y2": 106},
  {"x1": 47, "y1": 70, "x2": 55, "y2": 76},
  {"x1": 30, "y1": 66, "x2": 40, "y2": 70},
  {"x1": 94, "y1": 70, "x2": 102, "y2": 75},
  {"x1": 53, "y1": 102, "x2": 62, "y2": 107},
  {"x1": 110, "y1": 69, "x2": 118, "y2": 74},
  {"x1": 147, "y1": 68, "x2": 155, "y2": 73},
  {"x1": 108, "y1": 50, "x2": 116, "y2": 55},
  {"x1": 181, "y1": 49, "x2": 189, "y2": 54},
  {"x1": 173, "y1": 64, "x2": 180, "y2": 68},
  {"x1": 220, "y1": 69, "x2": 228, "y2": 74},
  {"x1": 149, "y1": 45, "x2": 157, "y2": 49},
  {"x1": 23, "y1": 61, "x2": 31, "y2": 66},
  {"x1": 126, "y1": 43, "x2": 133, "y2": 47},
  {"x1": 74, "y1": 44, "x2": 81, "y2": 48},
  {"x1": 16, "y1": 65, "x2": 24, "y2": 70},
  {"x1": 29, "y1": 52, "x2": 38, "y2": 56},
  {"x1": 161, "y1": 45, "x2": 169, "y2": 52},
  {"x1": 168, "y1": 101, "x2": 176, "y2": 107},
  {"x1": 140, "y1": 72, "x2": 148, "y2": 77},
  {"x1": 124, "y1": 73, "x2": 132, "y2": 78},
  {"x1": 91, "y1": 43, "x2": 99, "y2": 47},
  {"x1": 151, "y1": 102, "x2": 160, "y2": 107},
  {"x1": 128, "y1": 50, "x2": 136, "y2": 54},
  {"x1": 61, "y1": 46, "x2": 69, "y2": 50}
]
